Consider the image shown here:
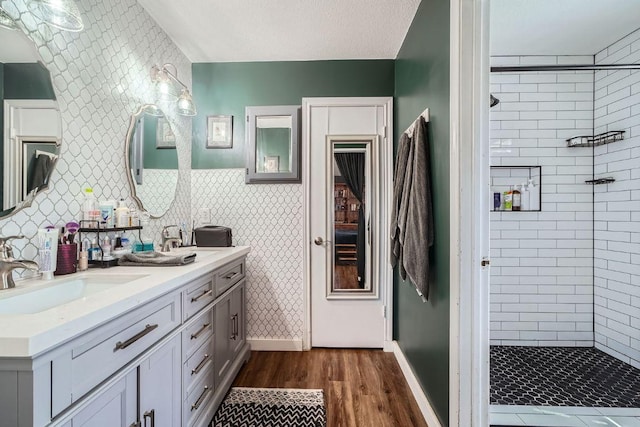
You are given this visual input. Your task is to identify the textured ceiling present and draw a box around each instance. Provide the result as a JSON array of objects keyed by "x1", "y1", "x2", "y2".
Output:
[
  {"x1": 491, "y1": 0, "x2": 640, "y2": 56},
  {"x1": 137, "y1": 0, "x2": 421, "y2": 63}
]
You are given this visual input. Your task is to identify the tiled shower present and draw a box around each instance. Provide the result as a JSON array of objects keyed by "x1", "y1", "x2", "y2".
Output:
[{"x1": 489, "y1": 27, "x2": 640, "y2": 424}]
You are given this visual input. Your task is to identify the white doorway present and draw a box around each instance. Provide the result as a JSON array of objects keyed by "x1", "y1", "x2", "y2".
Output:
[{"x1": 302, "y1": 97, "x2": 393, "y2": 350}]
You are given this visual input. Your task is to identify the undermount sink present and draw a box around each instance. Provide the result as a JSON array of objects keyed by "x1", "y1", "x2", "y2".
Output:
[{"x1": 0, "y1": 274, "x2": 148, "y2": 315}]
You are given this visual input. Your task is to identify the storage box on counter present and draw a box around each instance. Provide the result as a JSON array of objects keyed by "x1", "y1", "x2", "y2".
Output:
[{"x1": 194, "y1": 226, "x2": 233, "y2": 247}]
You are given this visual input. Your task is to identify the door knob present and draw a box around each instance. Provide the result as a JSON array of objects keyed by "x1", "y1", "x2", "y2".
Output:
[{"x1": 314, "y1": 237, "x2": 324, "y2": 246}]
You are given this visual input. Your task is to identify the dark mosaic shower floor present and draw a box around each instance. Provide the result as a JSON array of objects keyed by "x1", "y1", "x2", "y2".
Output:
[{"x1": 490, "y1": 346, "x2": 640, "y2": 407}]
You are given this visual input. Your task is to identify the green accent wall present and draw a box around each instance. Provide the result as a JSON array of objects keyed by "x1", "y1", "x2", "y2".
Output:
[
  {"x1": 192, "y1": 60, "x2": 395, "y2": 169},
  {"x1": 394, "y1": 0, "x2": 451, "y2": 425},
  {"x1": 3, "y1": 62, "x2": 56, "y2": 100},
  {"x1": 0, "y1": 63, "x2": 4, "y2": 208},
  {"x1": 256, "y1": 128, "x2": 291, "y2": 173},
  {"x1": 142, "y1": 115, "x2": 179, "y2": 169}
]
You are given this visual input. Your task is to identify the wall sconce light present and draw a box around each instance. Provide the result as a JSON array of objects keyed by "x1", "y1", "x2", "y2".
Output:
[
  {"x1": 26, "y1": 0, "x2": 84, "y2": 32},
  {"x1": 150, "y1": 64, "x2": 197, "y2": 117},
  {"x1": 0, "y1": 7, "x2": 18, "y2": 30}
]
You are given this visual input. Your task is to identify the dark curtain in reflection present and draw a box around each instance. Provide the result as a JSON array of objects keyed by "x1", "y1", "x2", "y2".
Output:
[{"x1": 335, "y1": 152, "x2": 365, "y2": 288}]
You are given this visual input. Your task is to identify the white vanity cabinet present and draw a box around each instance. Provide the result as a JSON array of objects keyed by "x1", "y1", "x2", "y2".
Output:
[{"x1": 0, "y1": 250, "x2": 250, "y2": 427}]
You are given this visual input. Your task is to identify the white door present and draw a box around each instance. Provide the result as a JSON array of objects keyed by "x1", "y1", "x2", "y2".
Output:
[{"x1": 305, "y1": 97, "x2": 393, "y2": 348}]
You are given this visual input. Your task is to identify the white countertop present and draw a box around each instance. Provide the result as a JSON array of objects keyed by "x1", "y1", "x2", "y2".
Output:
[{"x1": 0, "y1": 246, "x2": 250, "y2": 358}]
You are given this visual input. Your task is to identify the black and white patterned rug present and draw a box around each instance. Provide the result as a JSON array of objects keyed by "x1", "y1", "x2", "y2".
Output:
[
  {"x1": 491, "y1": 346, "x2": 640, "y2": 407},
  {"x1": 211, "y1": 387, "x2": 327, "y2": 427}
]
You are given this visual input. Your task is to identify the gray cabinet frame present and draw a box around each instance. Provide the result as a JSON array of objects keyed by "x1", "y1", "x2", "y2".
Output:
[{"x1": 245, "y1": 105, "x2": 301, "y2": 183}]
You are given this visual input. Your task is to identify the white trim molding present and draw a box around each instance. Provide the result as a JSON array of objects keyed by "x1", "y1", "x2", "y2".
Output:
[
  {"x1": 247, "y1": 339, "x2": 303, "y2": 352},
  {"x1": 450, "y1": 0, "x2": 490, "y2": 426},
  {"x1": 392, "y1": 341, "x2": 443, "y2": 427}
]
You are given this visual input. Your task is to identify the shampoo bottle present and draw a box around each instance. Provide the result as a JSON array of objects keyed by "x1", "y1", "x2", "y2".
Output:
[
  {"x1": 520, "y1": 183, "x2": 529, "y2": 211},
  {"x1": 512, "y1": 186, "x2": 521, "y2": 211},
  {"x1": 528, "y1": 179, "x2": 539, "y2": 211}
]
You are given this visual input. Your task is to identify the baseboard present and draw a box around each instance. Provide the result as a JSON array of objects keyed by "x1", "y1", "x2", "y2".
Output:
[
  {"x1": 392, "y1": 341, "x2": 443, "y2": 427},
  {"x1": 247, "y1": 338, "x2": 303, "y2": 351}
]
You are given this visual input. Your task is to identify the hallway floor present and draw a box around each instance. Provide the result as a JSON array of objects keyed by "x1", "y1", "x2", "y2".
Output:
[{"x1": 230, "y1": 349, "x2": 428, "y2": 427}]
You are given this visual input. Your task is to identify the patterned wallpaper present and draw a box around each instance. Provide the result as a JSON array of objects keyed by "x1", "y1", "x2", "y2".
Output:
[
  {"x1": 192, "y1": 169, "x2": 304, "y2": 341},
  {"x1": 0, "y1": 0, "x2": 192, "y2": 266},
  {"x1": 134, "y1": 169, "x2": 179, "y2": 217}
]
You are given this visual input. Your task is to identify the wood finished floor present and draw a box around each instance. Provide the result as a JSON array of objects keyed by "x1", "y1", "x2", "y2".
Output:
[
  {"x1": 334, "y1": 265, "x2": 360, "y2": 290},
  {"x1": 232, "y1": 349, "x2": 428, "y2": 427}
]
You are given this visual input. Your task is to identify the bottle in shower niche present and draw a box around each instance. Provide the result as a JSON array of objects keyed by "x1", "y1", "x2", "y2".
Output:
[
  {"x1": 528, "y1": 178, "x2": 539, "y2": 211},
  {"x1": 520, "y1": 182, "x2": 530, "y2": 211},
  {"x1": 512, "y1": 186, "x2": 521, "y2": 211},
  {"x1": 503, "y1": 188, "x2": 513, "y2": 211}
]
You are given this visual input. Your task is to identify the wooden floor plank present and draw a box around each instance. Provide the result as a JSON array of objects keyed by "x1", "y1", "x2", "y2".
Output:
[{"x1": 232, "y1": 349, "x2": 429, "y2": 427}]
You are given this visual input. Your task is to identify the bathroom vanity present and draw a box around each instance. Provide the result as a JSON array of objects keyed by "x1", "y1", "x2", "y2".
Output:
[{"x1": 0, "y1": 247, "x2": 250, "y2": 427}]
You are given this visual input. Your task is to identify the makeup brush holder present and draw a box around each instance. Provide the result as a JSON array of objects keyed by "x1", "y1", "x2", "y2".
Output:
[{"x1": 55, "y1": 244, "x2": 78, "y2": 276}]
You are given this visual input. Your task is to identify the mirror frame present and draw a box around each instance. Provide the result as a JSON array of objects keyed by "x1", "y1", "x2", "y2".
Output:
[
  {"x1": 124, "y1": 104, "x2": 178, "y2": 218},
  {"x1": 245, "y1": 105, "x2": 301, "y2": 184}
]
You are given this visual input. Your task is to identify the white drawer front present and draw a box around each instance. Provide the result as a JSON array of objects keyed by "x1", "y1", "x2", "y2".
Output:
[
  {"x1": 183, "y1": 335, "x2": 214, "y2": 399},
  {"x1": 215, "y1": 259, "x2": 245, "y2": 297},
  {"x1": 184, "y1": 273, "x2": 215, "y2": 320},
  {"x1": 51, "y1": 292, "x2": 181, "y2": 416}
]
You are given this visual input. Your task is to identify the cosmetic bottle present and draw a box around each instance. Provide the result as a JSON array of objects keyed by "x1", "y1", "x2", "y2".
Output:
[
  {"x1": 78, "y1": 251, "x2": 88, "y2": 271},
  {"x1": 503, "y1": 188, "x2": 513, "y2": 211},
  {"x1": 99, "y1": 200, "x2": 115, "y2": 227},
  {"x1": 512, "y1": 186, "x2": 521, "y2": 211},
  {"x1": 520, "y1": 183, "x2": 529, "y2": 211},
  {"x1": 528, "y1": 179, "x2": 539, "y2": 211},
  {"x1": 102, "y1": 236, "x2": 112, "y2": 260},
  {"x1": 82, "y1": 187, "x2": 98, "y2": 222},
  {"x1": 89, "y1": 238, "x2": 101, "y2": 261},
  {"x1": 115, "y1": 199, "x2": 130, "y2": 228}
]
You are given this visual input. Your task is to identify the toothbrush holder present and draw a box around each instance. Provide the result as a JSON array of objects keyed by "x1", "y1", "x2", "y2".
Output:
[{"x1": 55, "y1": 243, "x2": 78, "y2": 276}]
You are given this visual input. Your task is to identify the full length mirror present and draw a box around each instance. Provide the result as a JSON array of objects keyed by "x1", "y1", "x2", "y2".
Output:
[
  {"x1": 125, "y1": 105, "x2": 178, "y2": 217},
  {"x1": 1, "y1": 26, "x2": 61, "y2": 218}
]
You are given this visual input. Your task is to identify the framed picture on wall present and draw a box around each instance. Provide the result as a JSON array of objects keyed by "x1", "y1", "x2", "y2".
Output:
[
  {"x1": 156, "y1": 117, "x2": 176, "y2": 149},
  {"x1": 264, "y1": 155, "x2": 280, "y2": 173},
  {"x1": 207, "y1": 115, "x2": 233, "y2": 149}
]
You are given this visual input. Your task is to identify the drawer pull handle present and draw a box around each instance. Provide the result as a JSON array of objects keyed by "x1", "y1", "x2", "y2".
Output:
[
  {"x1": 143, "y1": 409, "x2": 155, "y2": 427},
  {"x1": 224, "y1": 271, "x2": 240, "y2": 280},
  {"x1": 191, "y1": 354, "x2": 210, "y2": 376},
  {"x1": 191, "y1": 323, "x2": 211, "y2": 340},
  {"x1": 191, "y1": 289, "x2": 213, "y2": 303},
  {"x1": 191, "y1": 386, "x2": 211, "y2": 411},
  {"x1": 114, "y1": 324, "x2": 158, "y2": 352}
]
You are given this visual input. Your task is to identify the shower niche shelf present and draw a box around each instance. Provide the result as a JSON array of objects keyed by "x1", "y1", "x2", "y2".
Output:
[
  {"x1": 566, "y1": 130, "x2": 625, "y2": 148},
  {"x1": 585, "y1": 177, "x2": 616, "y2": 185},
  {"x1": 490, "y1": 165, "x2": 542, "y2": 212}
]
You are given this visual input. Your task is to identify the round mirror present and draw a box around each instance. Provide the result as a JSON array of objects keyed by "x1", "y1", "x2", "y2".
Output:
[
  {"x1": 125, "y1": 105, "x2": 178, "y2": 218},
  {"x1": 0, "y1": 25, "x2": 61, "y2": 218}
]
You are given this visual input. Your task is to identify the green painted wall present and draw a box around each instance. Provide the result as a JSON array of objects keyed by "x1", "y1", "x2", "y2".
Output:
[
  {"x1": 192, "y1": 60, "x2": 395, "y2": 169},
  {"x1": 142, "y1": 115, "x2": 179, "y2": 169},
  {"x1": 0, "y1": 63, "x2": 4, "y2": 208},
  {"x1": 256, "y1": 128, "x2": 291, "y2": 172},
  {"x1": 3, "y1": 62, "x2": 56, "y2": 100},
  {"x1": 393, "y1": 0, "x2": 451, "y2": 425}
]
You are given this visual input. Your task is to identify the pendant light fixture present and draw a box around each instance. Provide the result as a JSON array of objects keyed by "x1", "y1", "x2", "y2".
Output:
[
  {"x1": 151, "y1": 64, "x2": 197, "y2": 117},
  {"x1": 0, "y1": 7, "x2": 18, "y2": 30},
  {"x1": 27, "y1": 0, "x2": 84, "y2": 32}
]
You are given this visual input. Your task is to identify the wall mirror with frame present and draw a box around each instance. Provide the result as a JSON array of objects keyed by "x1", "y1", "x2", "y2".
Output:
[
  {"x1": 1, "y1": 26, "x2": 61, "y2": 218},
  {"x1": 245, "y1": 105, "x2": 300, "y2": 183},
  {"x1": 125, "y1": 104, "x2": 178, "y2": 217}
]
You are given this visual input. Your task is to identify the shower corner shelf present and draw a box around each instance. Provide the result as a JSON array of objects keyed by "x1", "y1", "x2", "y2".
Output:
[
  {"x1": 566, "y1": 130, "x2": 625, "y2": 148},
  {"x1": 585, "y1": 177, "x2": 616, "y2": 185}
]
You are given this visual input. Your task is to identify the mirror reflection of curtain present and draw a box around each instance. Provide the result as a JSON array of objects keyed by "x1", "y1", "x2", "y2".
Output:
[
  {"x1": 26, "y1": 148, "x2": 57, "y2": 195},
  {"x1": 334, "y1": 152, "x2": 365, "y2": 287}
]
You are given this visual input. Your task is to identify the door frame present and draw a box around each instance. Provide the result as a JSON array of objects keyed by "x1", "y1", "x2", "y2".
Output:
[
  {"x1": 449, "y1": 0, "x2": 490, "y2": 425},
  {"x1": 301, "y1": 96, "x2": 394, "y2": 351}
]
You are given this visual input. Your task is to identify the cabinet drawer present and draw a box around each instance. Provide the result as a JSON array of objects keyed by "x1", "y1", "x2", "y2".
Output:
[
  {"x1": 182, "y1": 308, "x2": 213, "y2": 359},
  {"x1": 183, "y1": 335, "x2": 214, "y2": 398},
  {"x1": 184, "y1": 371, "x2": 215, "y2": 427},
  {"x1": 52, "y1": 292, "x2": 181, "y2": 416},
  {"x1": 184, "y1": 273, "x2": 215, "y2": 320},
  {"x1": 215, "y1": 259, "x2": 245, "y2": 296}
]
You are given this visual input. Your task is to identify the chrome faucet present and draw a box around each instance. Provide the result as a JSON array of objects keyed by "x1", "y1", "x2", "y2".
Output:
[
  {"x1": 0, "y1": 235, "x2": 39, "y2": 290},
  {"x1": 161, "y1": 225, "x2": 182, "y2": 252}
]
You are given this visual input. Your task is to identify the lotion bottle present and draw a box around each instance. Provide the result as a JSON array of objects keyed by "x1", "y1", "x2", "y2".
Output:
[
  {"x1": 520, "y1": 182, "x2": 530, "y2": 211},
  {"x1": 528, "y1": 179, "x2": 539, "y2": 211},
  {"x1": 115, "y1": 199, "x2": 130, "y2": 228}
]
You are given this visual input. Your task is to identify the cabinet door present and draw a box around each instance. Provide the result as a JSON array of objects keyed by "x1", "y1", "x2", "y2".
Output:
[
  {"x1": 214, "y1": 293, "x2": 232, "y2": 386},
  {"x1": 69, "y1": 371, "x2": 136, "y2": 427},
  {"x1": 230, "y1": 281, "x2": 246, "y2": 357},
  {"x1": 138, "y1": 335, "x2": 182, "y2": 427}
]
